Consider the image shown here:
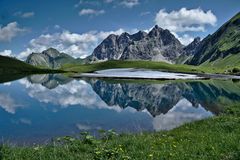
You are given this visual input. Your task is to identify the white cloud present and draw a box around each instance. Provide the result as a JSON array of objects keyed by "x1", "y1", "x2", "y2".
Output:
[
  {"x1": 0, "y1": 50, "x2": 13, "y2": 57},
  {"x1": 74, "y1": 0, "x2": 100, "y2": 8},
  {"x1": 79, "y1": 9, "x2": 105, "y2": 16},
  {"x1": 154, "y1": 8, "x2": 217, "y2": 45},
  {"x1": 0, "y1": 93, "x2": 23, "y2": 114},
  {"x1": 120, "y1": 0, "x2": 139, "y2": 8},
  {"x1": 54, "y1": 25, "x2": 61, "y2": 29},
  {"x1": 155, "y1": 8, "x2": 217, "y2": 33},
  {"x1": 0, "y1": 22, "x2": 26, "y2": 42},
  {"x1": 21, "y1": 12, "x2": 35, "y2": 18},
  {"x1": 18, "y1": 28, "x2": 128, "y2": 60},
  {"x1": 19, "y1": 78, "x2": 122, "y2": 112},
  {"x1": 152, "y1": 98, "x2": 213, "y2": 131},
  {"x1": 104, "y1": 0, "x2": 114, "y2": 3},
  {"x1": 172, "y1": 33, "x2": 194, "y2": 46},
  {"x1": 140, "y1": 11, "x2": 150, "y2": 16},
  {"x1": 14, "y1": 11, "x2": 35, "y2": 18}
]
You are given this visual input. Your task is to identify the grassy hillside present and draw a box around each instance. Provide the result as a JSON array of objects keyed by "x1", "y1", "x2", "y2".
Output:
[
  {"x1": 0, "y1": 55, "x2": 41, "y2": 73},
  {"x1": 0, "y1": 55, "x2": 64, "y2": 83},
  {"x1": 189, "y1": 12, "x2": 240, "y2": 66},
  {"x1": 201, "y1": 54, "x2": 240, "y2": 71},
  {"x1": 1, "y1": 104, "x2": 239, "y2": 159}
]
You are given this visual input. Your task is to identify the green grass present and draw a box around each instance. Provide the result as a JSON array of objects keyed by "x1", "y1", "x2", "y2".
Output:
[
  {"x1": 1, "y1": 105, "x2": 240, "y2": 160},
  {"x1": 0, "y1": 55, "x2": 65, "y2": 83},
  {"x1": 0, "y1": 55, "x2": 64, "y2": 74},
  {"x1": 0, "y1": 55, "x2": 39, "y2": 73},
  {"x1": 62, "y1": 60, "x2": 225, "y2": 75},
  {"x1": 0, "y1": 55, "x2": 236, "y2": 77},
  {"x1": 202, "y1": 53, "x2": 240, "y2": 70}
]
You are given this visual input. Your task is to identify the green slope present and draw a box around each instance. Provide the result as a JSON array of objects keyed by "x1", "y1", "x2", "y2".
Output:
[
  {"x1": 189, "y1": 11, "x2": 240, "y2": 68},
  {"x1": 0, "y1": 55, "x2": 40, "y2": 74},
  {"x1": 0, "y1": 55, "x2": 63, "y2": 83},
  {"x1": 62, "y1": 60, "x2": 220, "y2": 74}
]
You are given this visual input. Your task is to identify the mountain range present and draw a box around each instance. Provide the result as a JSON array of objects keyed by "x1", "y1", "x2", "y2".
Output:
[
  {"x1": 85, "y1": 78, "x2": 240, "y2": 117},
  {"x1": 25, "y1": 11, "x2": 240, "y2": 69}
]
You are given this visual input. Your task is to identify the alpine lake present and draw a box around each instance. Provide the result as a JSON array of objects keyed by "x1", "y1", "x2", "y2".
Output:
[{"x1": 1, "y1": 69, "x2": 240, "y2": 145}]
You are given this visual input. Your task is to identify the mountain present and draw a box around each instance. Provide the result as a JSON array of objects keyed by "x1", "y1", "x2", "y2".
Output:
[
  {"x1": 183, "y1": 37, "x2": 201, "y2": 56},
  {"x1": 175, "y1": 37, "x2": 201, "y2": 64},
  {"x1": 87, "y1": 12, "x2": 240, "y2": 66},
  {"x1": 87, "y1": 25, "x2": 185, "y2": 63},
  {"x1": 187, "y1": 12, "x2": 240, "y2": 67},
  {"x1": 27, "y1": 74, "x2": 72, "y2": 89},
  {"x1": 85, "y1": 79, "x2": 240, "y2": 117},
  {"x1": 26, "y1": 48, "x2": 83, "y2": 69}
]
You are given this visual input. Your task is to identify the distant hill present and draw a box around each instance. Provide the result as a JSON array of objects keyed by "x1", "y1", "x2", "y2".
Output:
[
  {"x1": 187, "y1": 12, "x2": 240, "y2": 68},
  {"x1": 0, "y1": 55, "x2": 46, "y2": 83},
  {"x1": 0, "y1": 55, "x2": 39, "y2": 74},
  {"x1": 26, "y1": 48, "x2": 83, "y2": 69}
]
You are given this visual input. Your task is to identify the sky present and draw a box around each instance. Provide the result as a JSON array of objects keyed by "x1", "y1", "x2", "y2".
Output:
[{"x1": 0, "y1": 0, "x2": 239, "y2": 59}]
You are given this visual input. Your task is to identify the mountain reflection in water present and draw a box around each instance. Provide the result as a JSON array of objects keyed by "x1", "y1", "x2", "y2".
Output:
[{"x1": 0, "y1": 74, "x2": 240, "y2": 144}]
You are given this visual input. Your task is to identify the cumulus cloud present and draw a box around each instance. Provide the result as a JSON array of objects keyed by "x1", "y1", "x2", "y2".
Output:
[
  {"x1": 120, "y1": 0, "x2": 139, "y2": 8},
  {"x1": 172, "y1": 33, "x2": 195, "y2": 46},
  {"x1": 152, "y1": 98, "x2": 212, "y2": 131},
  {"x1": 154, "y1": 8, "x2": 217, "y2": 45},
  {"x1": 0, "y1": 50, "x2": 13, "y2": 57},
  {"x1": 19, "y1": 78, "x2": 123, "y2": 112},
  {"x1": 0, "y1": 93, "x2": 23, "y2": 114},
  {"x1": 155, "y1": 8, "x2": 217, "y2": 33},
  {"x1": 14, "y1": 11, "x2": 35, "y2": 18},
  {"x1": 18, "y1": 28, "x2": 128, "y2": 59},
  {"x1": 79, "y1": 9, "x2": 105, "y2": 16},
  {"x1": 0, "y1": 22, "x2": 26, "y2": 42}
]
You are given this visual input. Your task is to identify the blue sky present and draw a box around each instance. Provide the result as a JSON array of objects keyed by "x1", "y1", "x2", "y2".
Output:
[{"x1": 0, "y1": 0, "x2": 239, "y2": 59}]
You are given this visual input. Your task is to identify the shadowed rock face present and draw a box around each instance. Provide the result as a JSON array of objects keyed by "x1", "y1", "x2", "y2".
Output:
[
  {"x1": 88, "y1": 25, "x2": 185, "y2": 63},
  {"x1": 183, "y1": 37, "x2": 201, "y2": 56}
]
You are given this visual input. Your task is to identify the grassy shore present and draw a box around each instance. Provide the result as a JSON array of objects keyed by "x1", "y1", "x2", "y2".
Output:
[
  {"x1": 1, "y1": 105, "x2": 239, "y2": 160},
  {"x1": 61, "y1": 60, "x2": 240, "y2": 75},
  {"x1": 62, "y1": 60, "x2": 232, "y2": 76},
  {"x1": 0, "y1": 55, "x2": 65, "y2": 83}
]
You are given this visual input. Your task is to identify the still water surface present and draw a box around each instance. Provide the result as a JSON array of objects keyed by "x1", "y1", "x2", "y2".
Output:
[{"x1": 1, "y1": 74, "x2": 240, "y2": 144}]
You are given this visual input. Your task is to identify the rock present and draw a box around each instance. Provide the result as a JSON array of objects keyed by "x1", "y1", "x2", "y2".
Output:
[
  {"x1": 87, "y1": 25, "x2": 185, "y2": 63},
  {"x1": 26, "y1": 48, "x2": 77, "y2": 69}
]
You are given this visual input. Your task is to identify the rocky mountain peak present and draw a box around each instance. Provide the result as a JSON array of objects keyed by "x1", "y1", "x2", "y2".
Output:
[
  {"x1": 42, "y1": 48, "x2": 61, "y2": 58},
  {"x1": 119, "y1": 32, "x2": 130, "y2": 37},
  {"x1": 131, "y1": 31, "x2": 147, "y2": 41},
  {"x1": 148, "y1": 25, "x2": 164, "y2": 37},
  {"x1": 183, "y1": 37, "x2": 201, "y2": 56},
  {"x1": 193, "y1": 37, "x2": 201, "y2": 43},
  {"x1": 87, "y1": 24, "x2": 185, "y2": 63}
]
